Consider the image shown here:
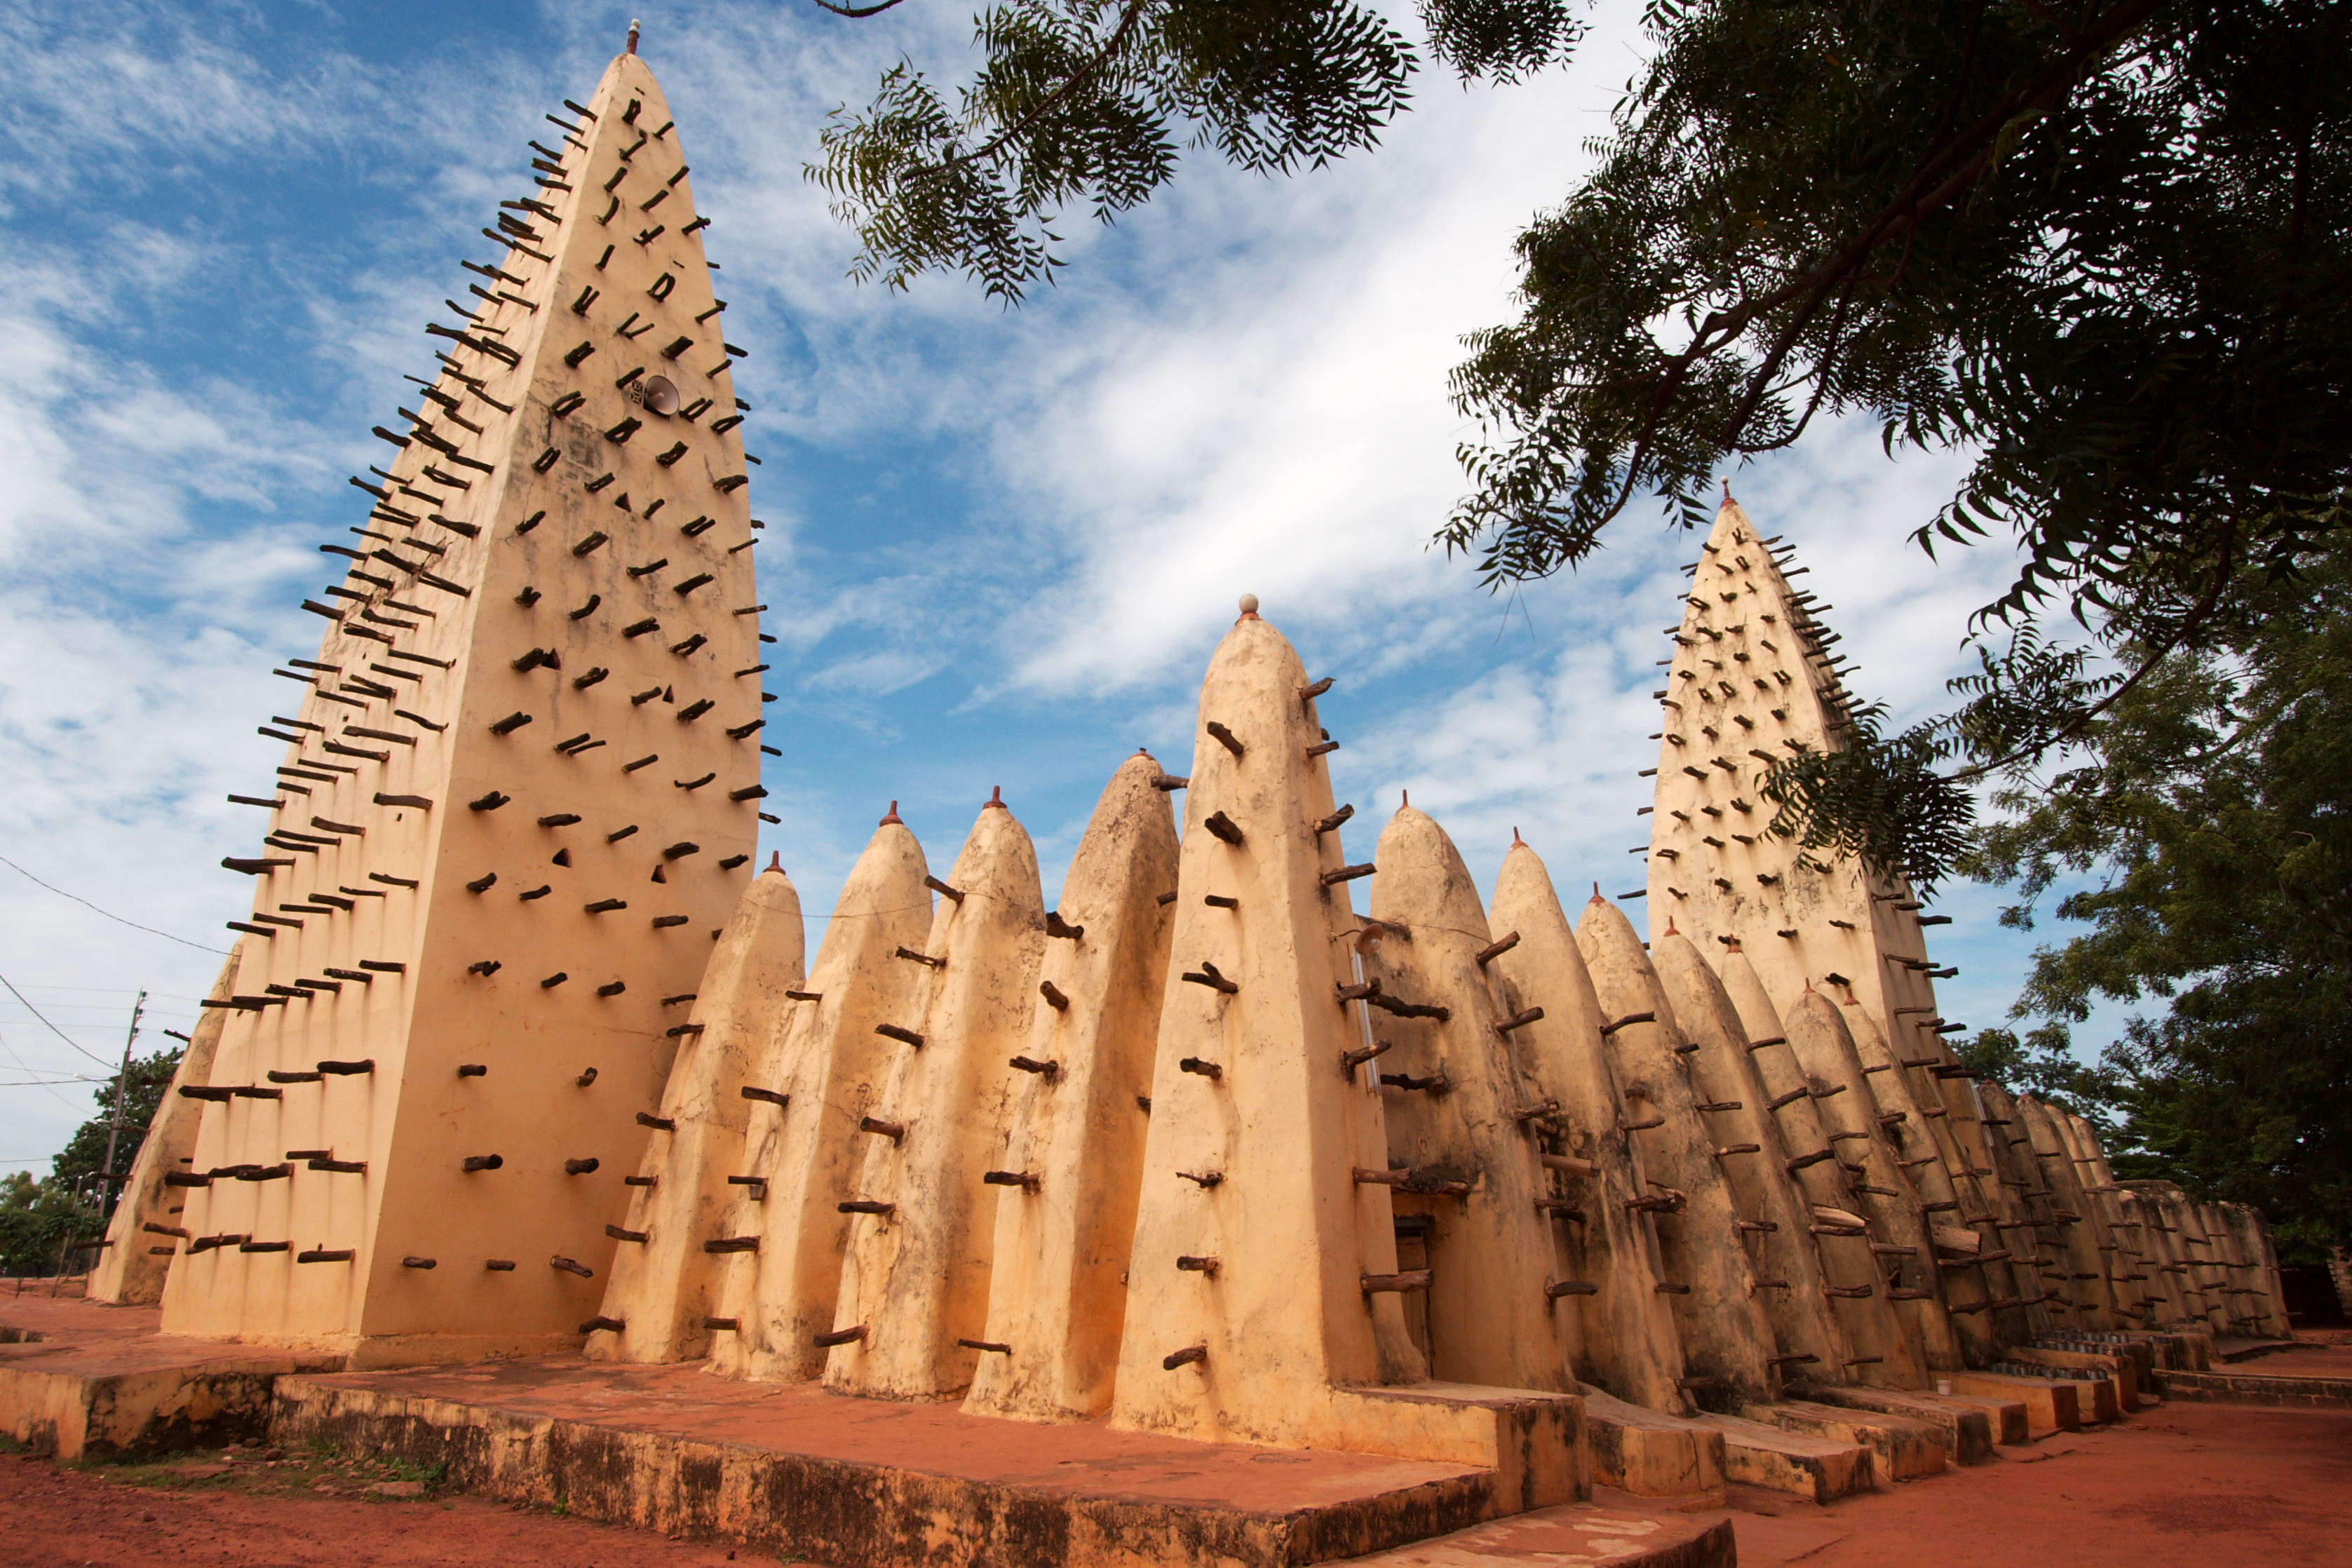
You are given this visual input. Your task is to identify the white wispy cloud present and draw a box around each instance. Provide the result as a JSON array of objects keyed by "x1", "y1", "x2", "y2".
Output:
[{"x1": 0, "y1": 0, "x2": 2093, "y2": 1171}]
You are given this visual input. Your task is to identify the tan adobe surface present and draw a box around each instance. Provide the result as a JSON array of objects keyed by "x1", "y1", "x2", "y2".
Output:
[{"x1": 154, "y1": 50, "x2": 763, "y2": 1361}]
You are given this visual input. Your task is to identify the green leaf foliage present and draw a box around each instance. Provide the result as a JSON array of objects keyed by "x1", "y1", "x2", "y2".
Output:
[
  {"x1": 1959, "y1": 541, "x2": 2352, "y2": 1256},
  {"x1": 1446, "y1": 2, "x2": 2352, "y2": 611},
  {"x1": 1442, "y1": 0, "x2": 2351, "y2": 884},
  {"x1": 806, "y1": 0, "x2": 1579, "y2": 301},
  {"x1": 809, "y1": 1, "x2": 2351, "y2": 890},
  {"x1": 50, "y1": 1046, "x2": 183, "y2": 1189},
  {"x1": 0, "y1": 1171, "x2": 89, "y2": 1278}
]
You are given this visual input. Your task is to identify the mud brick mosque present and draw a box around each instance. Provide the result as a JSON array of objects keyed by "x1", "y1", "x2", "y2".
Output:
[{"x1": 75, "y1": 33, "x2": 2287, "y2": 1564}]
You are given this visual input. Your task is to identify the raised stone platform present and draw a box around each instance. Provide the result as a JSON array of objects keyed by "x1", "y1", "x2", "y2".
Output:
[
  {"x1": 0, "y1": 1295, "x2": 1726, "y2": 1568},
  {"x1": 0, "y1": 1293, "x2": 341, "y2": 1460},
  {"x1": 276, "y1": 1356, "x2": 1526, "y2": 1568},
  {"x1": 2156, "y1": 1367, "x2": 2352, "y2": 1409}
]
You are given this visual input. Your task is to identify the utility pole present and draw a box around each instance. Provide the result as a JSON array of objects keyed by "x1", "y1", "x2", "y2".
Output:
[{"x1": 97, "y1": 989, "x2": 145, "y2": 1222}]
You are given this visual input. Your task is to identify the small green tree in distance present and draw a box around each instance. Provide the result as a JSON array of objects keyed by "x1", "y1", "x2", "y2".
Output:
[{"x1": 1957, "y1": 541, "x2": 2352, "y2": 1262}]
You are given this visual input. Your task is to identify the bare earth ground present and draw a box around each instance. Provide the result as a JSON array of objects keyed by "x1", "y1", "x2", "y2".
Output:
[
  {"x1": 1726, "y1": 1400, "x2": 2352, "y2": 1568},
  {"x1": 2, "y1": 1398, "x2": 2347, "y2": 1568}
]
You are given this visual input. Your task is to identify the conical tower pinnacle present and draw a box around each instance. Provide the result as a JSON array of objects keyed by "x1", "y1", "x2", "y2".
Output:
[
  {"x1": 1640, "y1": 499, "x2": 1959, "y2": 1101},
  {"x1": 159, "y1": 48, "x2": 768, "y2": 1358}
]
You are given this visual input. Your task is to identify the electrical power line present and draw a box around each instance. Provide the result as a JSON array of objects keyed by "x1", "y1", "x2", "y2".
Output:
[
  {"x1": 0, "y1": 852, "x2": 228, "y2": 954},
  {"x1": 0, "y1": 973, "x2": 116, "y2": 1068},
  {"x1": 0, "y1": 1026, "x2": 83, "y2": 1110}
]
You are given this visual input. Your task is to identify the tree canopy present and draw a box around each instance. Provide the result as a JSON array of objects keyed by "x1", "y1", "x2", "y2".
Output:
[
  {"x1": 809, "y1": 0, "x2": 2351, "y2": 894},
  {"x1": 1, "y1": 1045, "x2": 178, "y2": 1276},
  {"x1": 1956, "y1": 539, "x2": 2352, "y2": 1257},
  {"x1": 809, "y1": 0, "x2": 1580, "y2": 300}
]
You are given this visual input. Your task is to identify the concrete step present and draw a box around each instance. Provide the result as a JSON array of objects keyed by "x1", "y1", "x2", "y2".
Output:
[
  {"x1": 1949, "y1": 1371, "x2": 2081, "y2": 1436},
  {"x1": 2010, "y1": 1347, "x2": 2142, "y2": 1410},
  {"x1": 1933, "y1": 1388, "x2": 2033, "y2": 1447},
  {"x1": 1333, "y1": 1490, "x2": 1736, "y2": 1567},
  {"x1": 2036, "y1": 1335, "x2": 2157, "y2": 1386},
  {"x1": 1743, "y1": 1400, "x2": 1948, "y2": 1482},
  {"x1": 2216, "y1": 1337, "x2": 2297, "y2": 1363},
  {"x1": 1687, "y1": 1413, "x2": 1869, "y2": 1504},
  {"x1": 1576, "y1": 1388, "x2": 1724, "y2": 1500},
  {"x1": 1988, "y1": 1363, "x2": 2120, "y2": 1424},
  {"x1": 1783, "y1": 1380, "x2": 1999, "y2": 1462}
]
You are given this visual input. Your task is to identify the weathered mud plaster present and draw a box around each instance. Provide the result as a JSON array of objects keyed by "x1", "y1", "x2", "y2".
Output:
[
  {"x1": 1715, "y1": 949, "x2": 1949, "y2": 1379},
  {"x1": 1107, "y1": 612, "x2": 1585, "y2": 1501},
  {"x1": 707, "y1": 816, "x2": 932, "y2": 1381},
  {"x1": 590, "y1": 858, "x2": 804, "y2": 1362},
  {"x1": 1575, "y1": 896, "x2": 1776, "y2": 1410},
  {"x1": 1109, "y1": 611, "x2": 1426, "y2": 1449},
  {"x1": 2013, "y1": 1096, "x2": 2122, "y2": 1329},
  {"x1": 1648, "y1": 932, "x2": 1848, "y2": 1383},
  {"x1": 1832, "y1": 996, "x2": 2003, "y2": 1365},
  {"x1": 1367, "y1": 806, "x2": 1578, "y2": 1395},
  {"x1": 158, "y1": 50, "x2": 760, "y2": 1363},
  {"x1": 826, "y1": 797, "x2": 1046, "y2": 1400},
  {"x1": 965, "y1": 754, "x2": 1179, "y2": 1422},
  {"x1": 1975, "y1": 1081, "x2": 2074, "y2": 1335},
  {"x1": 90, "y1": 944, "x2": 245, "y2": 1304},
  {"x1": 1641, "y1": 498, "x2": 1945, "y2": 1051},
  {"x1": 1485, "y1": 842, "x2": 1691, "y2": 1415},
  {"x1": 2055, "y1": 1109, "x2": 2167, "y2": 1327},
  {"x1": 1782, "y1": 992, "x2": 1954, "y2": 1376},
  {"x1": 2216, "y1": 1202, "x2": 2290, "y2": 1338}
]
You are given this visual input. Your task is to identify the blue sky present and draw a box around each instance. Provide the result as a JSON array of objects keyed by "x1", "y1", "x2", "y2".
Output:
[{"x1": 0, "y1": 0, "x2": 2111, "y2": 1172}]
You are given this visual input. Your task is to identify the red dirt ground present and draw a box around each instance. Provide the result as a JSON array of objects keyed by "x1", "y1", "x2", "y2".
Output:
[
  {"x1": 1724, "y1": 1400, "x2": 2352, "y2": 1568},
  {"x1": 0, "y1": 1445, "x2": 745, "y2": 1568},
  {"x1": 2, "y1": 1399, "x2": 2348, "y2": 1568}
]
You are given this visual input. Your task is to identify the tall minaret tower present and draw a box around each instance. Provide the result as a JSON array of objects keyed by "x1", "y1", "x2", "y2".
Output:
[
  {"x1": 158, "y1": 40, "x2": 769, "y2": 1360},
  {"x1": 1639, "y1": 496, "x2": 1947, "y2": 1049}
]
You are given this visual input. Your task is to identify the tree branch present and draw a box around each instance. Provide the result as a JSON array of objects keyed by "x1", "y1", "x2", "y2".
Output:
[
  {"x1": 1945, "y1": 539, "x2": 2236, "y2": 785},
  {"x1": 1602, "y1": 0, "x2": 2165, "y2": 529},
  {"x1": 905, "y1": 0, "x2": 1152, "y2": 182}
]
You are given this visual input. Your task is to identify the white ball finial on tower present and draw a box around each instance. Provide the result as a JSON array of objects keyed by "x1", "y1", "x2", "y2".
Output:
[{"x1": 1237, "y1": 593, "x2": 1259, "y2": 621}]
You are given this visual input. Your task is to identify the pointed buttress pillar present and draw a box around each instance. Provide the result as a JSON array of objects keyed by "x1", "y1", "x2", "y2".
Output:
[
  {"x1": 91, "y1": 942, "x2": 246, "y2": 1304},
  {"x1": 1711, "y1": 947, "x2": 1930, "y2": 1384},
  {"x1": 589, "y1": 856, "x2": 803, "y2": 1360},
  {"x1": 1783, "y1": 992, "x2": 1959, "y2": 1373},
  {"x1": 824, "y1": 793, "x2": 1046, "y2": 1398},
  {"x1": 1977, "y1": 1080, "x2": 2074, "y2": 1335},
  {"x1": 2015, "y1": 1095, "x2": 2122, "y2": 1330},
  {"x1": 1367, "y1": 805, "x2": 1576, "y2": 1395},
  {"x1": 964, "y1": 754, "x2": 1179, "y2": 1421},
  {"x1": 1649, "y1": 931, "x2": 1851, "y2": 1385},
  {"x1": 1832, "y1": 995, "x2": 2004, "y2": 1364},
  {"x1": 707, "y1": 811, "x2": 931, "y2": 1380},
  {"x1": 1109, "y1": 607, "x2": 1585, "y2": 1500},
  {"x1": 1486, "y1": 843, "x2": 1691, "y2": 1415},
  {"x1": 1576, "y1": 895, "x2": 1777, "y2": 1410}
]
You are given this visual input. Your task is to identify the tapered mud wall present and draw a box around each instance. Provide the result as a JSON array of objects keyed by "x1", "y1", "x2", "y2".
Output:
[
  {"x1": 965, "y1": 755, "x2": 1179, "y2": 1422},
  {"x1": 707, "y1": 816, "x2": 931, "y2": 1381},
  {"x1": 825, "y1": 798, "x2": 1046, "y2": 1400},
  {"x1": 158, "y1": 50, "x2": 764, "y2": 1362}
]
